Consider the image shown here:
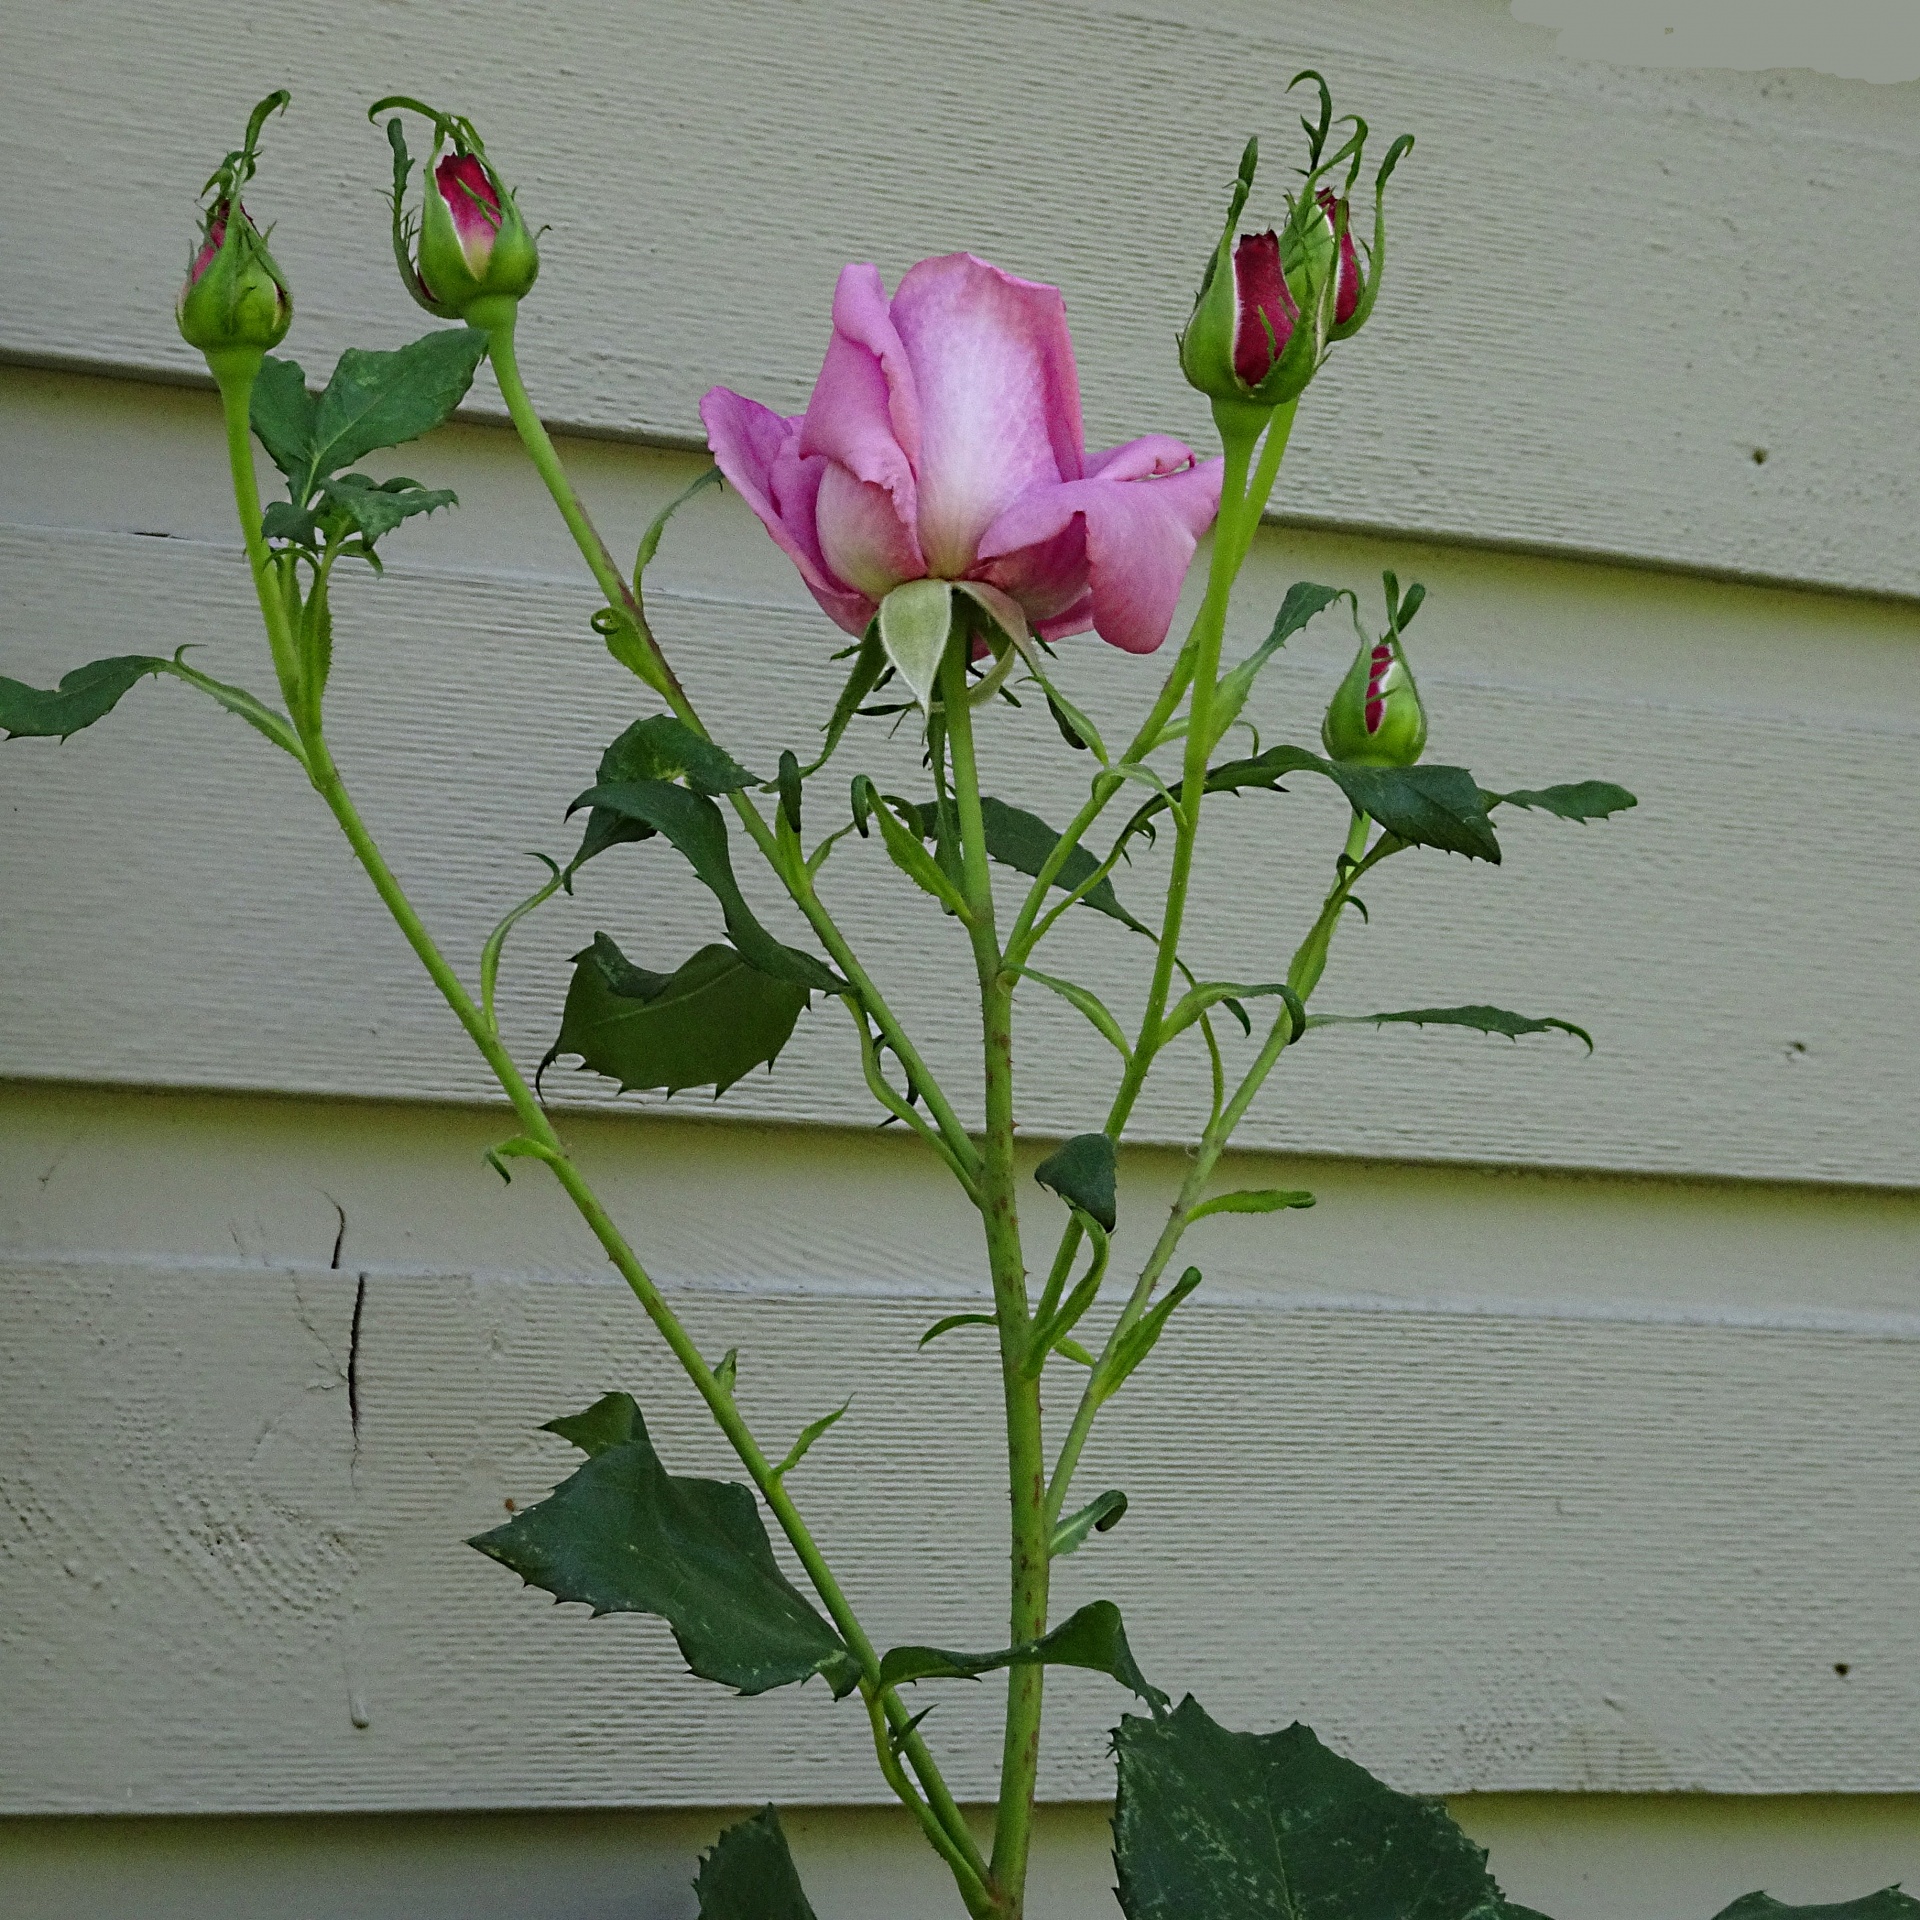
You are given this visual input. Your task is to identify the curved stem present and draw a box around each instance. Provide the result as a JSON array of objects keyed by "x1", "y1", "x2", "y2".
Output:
[
  {"x1": 215, "y1": 375, "x2": 987, "y2": 1894},
  {"x1": 486, "y1": 317, "x2": 979, "y2": 1182},
  {"x1": 942, "y1": 644, "x2": 1046, "y2": 1914}
]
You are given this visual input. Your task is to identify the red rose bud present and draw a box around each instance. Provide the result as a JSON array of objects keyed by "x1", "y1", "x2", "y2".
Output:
[
  {"x1": 1180, "y1": 76, "x2": 1411, "y2": 407},
  {"x1": 373, "y1": 98, "x2": 539, "y2": 326},
  {"x1": 1322, "y1": 573, "x2": 1428, "y2": 767},
  {"x1": 176, "y1": 94, "x2": 293, "y2": 364}
]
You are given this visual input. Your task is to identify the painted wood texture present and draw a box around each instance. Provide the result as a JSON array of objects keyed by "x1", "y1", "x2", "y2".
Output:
[
  {"x1": 6, "y1": 479, "x2": 1919, "y2": 1184},
  {"x1": 5, "y1": 1086, "x2": 1917, "y2": 1810},
  {"x1": 4, "y1": 1251, "x2": 1915, "y2": 1812},
  {"x1": 1, "y1": 1, "x2": 1916, "y2": 597}
]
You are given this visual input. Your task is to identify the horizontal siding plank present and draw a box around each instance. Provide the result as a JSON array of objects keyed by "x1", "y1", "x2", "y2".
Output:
[
  {"x1": 5, "y1": 517, "x2": 1920, "y2": 1184},
  {"x1": 3, "y1": 1253, "x2": 1915, "y2": 1811},
  {"x1": 1, "y1": 1, "x2": 1916, "y2": 595}
]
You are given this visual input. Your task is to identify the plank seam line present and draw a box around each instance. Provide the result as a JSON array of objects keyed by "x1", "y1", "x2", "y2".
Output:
[
  {"x1": 6, "y1": 352, "x2": 1919, "y2": 610},
  {"x1": 9, "y1": 1251, "x2": 1919, "y2": 1341}
]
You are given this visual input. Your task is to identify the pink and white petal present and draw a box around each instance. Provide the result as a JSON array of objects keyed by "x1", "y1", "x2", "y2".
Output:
[
  {"x1": 815, "y1": 460, "x2": 925, "y2": 601},
  {"x1": 888, "y1": 253, "x2": 1087, "y2": 576},
  {"x1": 972, "y1": 515, "x2": 1088, "y2": 625},
  {"x1": 798, "y1": 264, "x2": 921, "y2": 526},
  {"x1": 978, "y1": 458, "x2": 1224, "y2": 655},
  {"x1": 702, "y1": 386, "x2": 869, "y2": 629},
  {"x1": 1083, "y1": 434, "x2": 1204, "y2": 483},
  {"x1": 1033, "y1": 591, "x2": 1096, "y2": 642}
]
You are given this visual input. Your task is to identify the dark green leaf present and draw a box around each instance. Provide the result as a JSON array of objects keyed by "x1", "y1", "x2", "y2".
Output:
[
  {"x1": 471, "y1": 1391, "x2": 857, "y2": 1698},
  {"x1": 903, "y1": 796, "x2": 1150, "y2": 933},
  {"x1": 0, "y1": 652, "x2": 301, "y2": 759},
  {"x1": 1188, "y1": 1188, "x2": 1316, "y2": 1223},
  {"x1": 570, "y1": 715, "x2": 759, "y2": 871},
  {"x1": 879, "y1": 1598, "x2": 1167, "y2": 1710},
  {"x1": 314, "y1": 471, "x2": 458, "y2": 542},
  {"x1": 1713, "y1": 1893, "x2": 1920, "y2": 1920},
  {"x1": 1209, "y1": 581, "x2": 1345, "y2": 745},
  {"x1": 1203, "y1": 745, "x2": 1502, "y2": 862},
  {"x1": 1034, "y1": 1133, "x2": 1117, "y2": 1233},
  {"x1": 776, "y1": 749, "x2": 803, "y2": 833},
  {"x1": 1114, "y1": 1697, "x2": 1524, "y2": 1920},
  {"x1": 546, "y1": 935, "x2": 810, "y2": 1097},
  {"x1": 568, "y1": 780, "x2": 838, "y2": 990},
  {"x1": 249, "y1": 354, "x2": 320, "y2": 488},
  {"x1": 0, "y1": 654, "x2": 166, "y2": 739},
  {"x1": 1312, "y1": 1004, "x2": 1593, "y2": 1052},
  {"x1": 1487, "y1": 780, "x2": 1638, "y2": 823},
  {"x1": 260, "y1": 499, "x2": 320, "y2": 545},
  {"x1": 274, "y1": 328, "x2": 489, "y2": 501},
  {"x1": 695, "y1": 1807, "x2": 819, "y2": 1920},
  {"x1": 1051, "y1": 1488, "x2": 1127, "y2": 1558}
]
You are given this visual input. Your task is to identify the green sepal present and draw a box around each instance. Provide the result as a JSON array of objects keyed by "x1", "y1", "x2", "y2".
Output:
[
  {"x1": 634, "y1": 464, "x2": 723, "y2": 586},
  {"x1": 879, "y1": 1598, "x2": 1168, "y2": 1712},
  {"x1": 694, "y1": 1806, "x2": 820, "y2": 1920},
  {"x1": 772, "y1": 1400, "x2": 849, "y2": 1480},
  {"x1": 1034, "y1": 1132, "x2": 1117, "y2": 1233},
  {"x1": 471, "y1": 1391, "x2": 860, "y2": 1698},
  {"x1": 1113, "y1": 1696, "x2": 1523, "y2": 1920},
  {"x1": 544, "y1": 934, "x2": 810, "y2": 1098},
  {"x1": 851, "y1": 775, "x2": 973, "y2": 919}
]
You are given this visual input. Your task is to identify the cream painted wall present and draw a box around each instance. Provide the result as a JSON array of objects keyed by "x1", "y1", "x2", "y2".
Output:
[{"x1": 3, "y1": 0, "x2": 1919, "y2": 1912}]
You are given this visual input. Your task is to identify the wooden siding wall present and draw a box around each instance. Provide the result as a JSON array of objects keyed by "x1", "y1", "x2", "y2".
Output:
[{"x1": 3, "y1": 0, "x2": 1918, "y2": 1854}]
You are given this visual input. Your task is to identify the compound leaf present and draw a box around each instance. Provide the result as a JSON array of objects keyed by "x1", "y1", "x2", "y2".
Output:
[
  {"x1": 695, "y1": 1806, "x2": 819, "y2": 1920},
  {"x1": 1114, "y1": 1697, "x2": 1529, "y2": 1920},
  {"x1": 313, "y1": 471, "x2": 458, "y2": 542},
  {"x1": 471, "y1": 1391, "x2": 858, "y2": 1698},
  {"x1": 547, "y1": 935, "x2": 809, "y2": 1097},
  {"x1": 879, "y1": 1599, "x2": 1167, "y2": 1710}
]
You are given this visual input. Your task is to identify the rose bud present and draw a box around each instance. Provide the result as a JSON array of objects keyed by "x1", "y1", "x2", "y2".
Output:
[
  {"x1": 1322, "y1": 573, "x2": 1428, "y2": 767},
  {"x1": 1179, "y1": 78, "x2": 1411, "y2": 412},
  {"x1": 373, "y1": 98, "x2": 540, "y2": 327},
  {"x1": 176, "y1": 199, "x2": 292, "y2": 359},
  {"x1": 176, "y1": 93, "x2": 293, "y2": 369}
]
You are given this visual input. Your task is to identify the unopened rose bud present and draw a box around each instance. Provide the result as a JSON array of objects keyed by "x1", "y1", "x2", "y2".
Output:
[
  {"x1": 176, "y1": 93, "x2": 293, "y2": 369},
  {"x1": 373, "y1": 98, "x2": 539, "y2": 327},
  {"x1": 1322, "y1": 573, "x2": 1428, "y2": 767},
  {"x1": 1179, "y1": 76, "x2": 1411, "y2": 410}
]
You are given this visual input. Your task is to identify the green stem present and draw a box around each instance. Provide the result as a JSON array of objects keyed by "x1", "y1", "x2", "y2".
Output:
[
  {"x1": 486, "y1": 315, "x2": 980, "y2": 1182},
  {"x1": 942, "y1": 644, "x2": 1046, "y2": 1915},
  {"x1": 215, "y1": 362, "x2": 302, "y2": 712},
  {"x1": 216, "y1": 370, "x2": 988, "y2": 1895},
  {"x1": 1048, "y1": 816, "x2": 1378, "y2": 1521}
]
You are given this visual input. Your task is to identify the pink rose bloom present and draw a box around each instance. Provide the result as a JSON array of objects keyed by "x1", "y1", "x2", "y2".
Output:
[{"x1": 700, "y1": 253, "x2": 1224, "y2": 655}]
